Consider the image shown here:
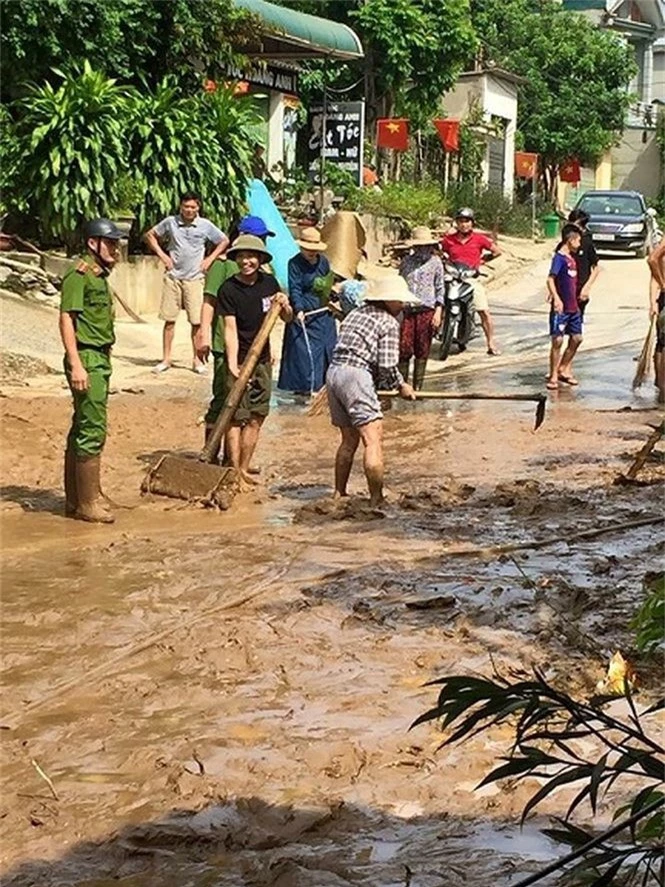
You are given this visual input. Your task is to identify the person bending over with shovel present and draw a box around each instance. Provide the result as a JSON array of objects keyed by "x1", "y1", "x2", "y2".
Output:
[
  {"x1": 326, "y1": 275, "x2": 417, "y2": 507},
  {"x1": 197, "y1": 234, "x2": 291, "y2": 485}
]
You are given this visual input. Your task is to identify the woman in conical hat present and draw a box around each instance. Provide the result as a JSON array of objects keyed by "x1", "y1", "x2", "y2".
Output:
[
  {"x1": 397, "y1": 226, "x2": 445, "y2": 390},
  {"x1": 278, "y1": 227, "x2": 337, "y2": 395},
  {"x1": 325, "y1": 273, "x2": 418, "y2": 507}
]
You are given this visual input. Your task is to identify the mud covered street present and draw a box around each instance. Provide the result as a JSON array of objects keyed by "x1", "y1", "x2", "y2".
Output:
[{"x1": 1, "y1": 256, "x2": 664, "y2": 886}]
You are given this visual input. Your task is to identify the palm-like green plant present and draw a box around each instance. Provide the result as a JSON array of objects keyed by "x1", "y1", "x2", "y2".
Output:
[
  {"x1": 413, "y1": 671, "x2": 664, "y2": 885},
  {"x1": 128, "y1": 80, "x2": 261, "y2": 232},
  {"x1": 17, "y1": 61, "x2": 134, "y2": 247}
]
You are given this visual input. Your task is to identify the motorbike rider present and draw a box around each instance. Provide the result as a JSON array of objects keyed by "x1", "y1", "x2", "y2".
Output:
[{"x1": 441, "y1": 208, "x2": 502, "y2": 355}]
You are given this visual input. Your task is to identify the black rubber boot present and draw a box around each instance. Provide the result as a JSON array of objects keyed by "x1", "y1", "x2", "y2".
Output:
[
  {"x1": 413, "y1": 358, "x2": 428, "y2": 391},
  {"x1": 398, "y1": 361, "x2": 410, "y2": 385}
]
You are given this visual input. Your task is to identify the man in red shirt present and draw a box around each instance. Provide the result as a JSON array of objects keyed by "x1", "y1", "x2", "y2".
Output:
[{"x1": 441, "y1": 207, "x2": 502, "y2": 355}]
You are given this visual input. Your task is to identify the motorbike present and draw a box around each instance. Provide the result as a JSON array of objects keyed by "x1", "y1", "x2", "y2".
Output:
[{"x1": 438, "y1": 261, "x2": 479, "y2": 361}]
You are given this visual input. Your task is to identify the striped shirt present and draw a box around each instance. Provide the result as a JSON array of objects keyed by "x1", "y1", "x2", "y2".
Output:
[{"x1": 331, "y1": 303, "x2": 403, "y2": 390}]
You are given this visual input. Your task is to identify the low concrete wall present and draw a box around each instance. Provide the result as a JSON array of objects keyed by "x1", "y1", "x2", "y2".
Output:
[
  {"x1": 110, "y1": 255, "x2": 164, "y2": 318},
  {"x1": 358, "y1": 213, "x2": 408, "y2": 261}
]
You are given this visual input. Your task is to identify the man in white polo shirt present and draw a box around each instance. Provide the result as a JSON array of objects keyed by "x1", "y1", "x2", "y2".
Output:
[{"x1": 145, "y1": 192, "x2": 228, "y2": 374}]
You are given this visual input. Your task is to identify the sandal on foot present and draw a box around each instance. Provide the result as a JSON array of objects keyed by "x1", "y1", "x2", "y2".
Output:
[
  {"x1": 546, "y1": 380, "x2": 559, "y2": 390},
  {"x1": 558, "y1": 373, "x2": 579, "y2": 386},
  {"x1": 487, "y1": 347, "x2": 502, "y2": 356}
]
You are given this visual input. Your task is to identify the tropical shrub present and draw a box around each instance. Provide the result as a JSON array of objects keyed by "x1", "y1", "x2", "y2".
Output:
[
  {"x1": 349, "y1": 182, "x2": 446, "y2": 226},
  {"x1": 0, "y1": 105, "x2": 23, "y2": 215},
  {"x1": 127, "y1": 80, "x2": 261, "y2": 234},
  {"x1": 633, "y1": 573, "x2": 665, "y2": 656},
  {"x1": 6, "y1": 66, "x2": 260, "y2": 248},
  {"x1": 15, "y1": 62, "x2": 132, "y2": 247}
]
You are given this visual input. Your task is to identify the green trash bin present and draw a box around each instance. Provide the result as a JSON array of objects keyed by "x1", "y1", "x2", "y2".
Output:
[{"x1": 541, "y1": 213, "x2": 560, "y2": 238}]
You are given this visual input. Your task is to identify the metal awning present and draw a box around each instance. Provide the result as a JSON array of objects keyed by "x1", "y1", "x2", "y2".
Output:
[{"x1": 234, "y1": 0, "x2": 364, "y2": 60}]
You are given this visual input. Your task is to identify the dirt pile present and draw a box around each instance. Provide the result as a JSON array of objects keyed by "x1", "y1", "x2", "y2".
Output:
[{"x1": 0, "y1": 349, "x2": 55, "y2": 385}]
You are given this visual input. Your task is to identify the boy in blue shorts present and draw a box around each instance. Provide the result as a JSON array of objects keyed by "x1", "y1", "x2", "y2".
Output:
[{"x1": 547, "y1": 224, "x2": 582, "y2": 390}]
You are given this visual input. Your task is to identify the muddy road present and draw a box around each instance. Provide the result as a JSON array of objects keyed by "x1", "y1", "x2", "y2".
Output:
[{"x1": 1, "y1": 253, "x2": 664, "y2": 886}]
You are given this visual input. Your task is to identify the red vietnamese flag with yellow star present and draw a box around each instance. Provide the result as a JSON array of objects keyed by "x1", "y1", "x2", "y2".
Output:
[
  {"x1": 376, "y1": 118, "x2": 409, "y2": 151},
  {"x1": 433, "y1": 119, "x2": 460, "y2": 152},
  {"x1": 559, "y1": 158, "x2": 581, "y2": 184},
  {"x1": 515, "y1": 151, "x2": 538, "y2": 179}
]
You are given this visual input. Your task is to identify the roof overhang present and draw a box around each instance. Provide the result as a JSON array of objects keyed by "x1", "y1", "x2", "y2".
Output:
[{"x1": 233, "y1": 0, "x2": 364, "y2": 61}]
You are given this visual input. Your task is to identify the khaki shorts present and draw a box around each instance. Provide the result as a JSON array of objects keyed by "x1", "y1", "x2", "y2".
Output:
[
  {"x1": 472, "y1": 280, "x2": 489, "y2": 312},
  {"x1": 159, "y1": 276, "x2": 204, "y2": 324},
  {"x1": 224, "y1": 360, "x2": 272, "y2": 425}
]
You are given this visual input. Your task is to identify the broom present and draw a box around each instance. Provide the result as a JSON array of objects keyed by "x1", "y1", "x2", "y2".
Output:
[{"x1": 632, "y1": 316, "x2": 656, "y2": 390}]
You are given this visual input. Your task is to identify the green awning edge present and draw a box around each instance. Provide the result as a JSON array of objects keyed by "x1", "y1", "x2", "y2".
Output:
[{"x1": 234, "y1": 0, "x2": 364, "y2": 60}]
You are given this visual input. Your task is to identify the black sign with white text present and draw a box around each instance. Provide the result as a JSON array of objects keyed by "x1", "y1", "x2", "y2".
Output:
[{"x1": 306, "y1": 101, "x2": 364, "y2": 186}]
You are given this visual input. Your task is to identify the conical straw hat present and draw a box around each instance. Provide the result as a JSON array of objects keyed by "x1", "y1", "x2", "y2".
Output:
[{"x1": 321, "y1": 211, "x2": 367, "y2": 280}]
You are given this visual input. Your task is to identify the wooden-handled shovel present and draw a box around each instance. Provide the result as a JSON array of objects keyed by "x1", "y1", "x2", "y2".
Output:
[{"x1": 142, "y1": 300, "x2": 283, "y2": 505}]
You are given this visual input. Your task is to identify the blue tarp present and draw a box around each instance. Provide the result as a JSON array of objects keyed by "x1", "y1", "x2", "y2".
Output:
[{"x1": 246, "y1": 178, "x2": 298, "y2": 291}]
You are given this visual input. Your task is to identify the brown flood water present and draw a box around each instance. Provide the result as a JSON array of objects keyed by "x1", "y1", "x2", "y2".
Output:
[{"x1": 1, "y1": 389, "x2": 663, "y2": 886}]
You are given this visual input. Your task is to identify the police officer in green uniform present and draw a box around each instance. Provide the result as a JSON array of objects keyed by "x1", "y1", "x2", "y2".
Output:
[{"x1": 59, "y1": 218, "x2": 124, "y2": 523}]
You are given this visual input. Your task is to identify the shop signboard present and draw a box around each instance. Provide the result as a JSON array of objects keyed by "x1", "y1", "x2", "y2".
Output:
[
  {"x1": 224, "y1": 63, "x2": 299, "y2": 96},
  {"x1": 306, "y1": 101, "x2": 365, "y2": 187}
]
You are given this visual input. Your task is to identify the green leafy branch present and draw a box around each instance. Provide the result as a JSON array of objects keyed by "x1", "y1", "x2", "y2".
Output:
[{"x1": 413, "y1": 670, "x2": 664, "y2": 885}]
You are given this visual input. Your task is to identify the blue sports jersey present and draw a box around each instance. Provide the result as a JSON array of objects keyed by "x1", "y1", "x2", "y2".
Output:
[{"x1": 549, "y1": 252, "x2": 578, "y2": 313}]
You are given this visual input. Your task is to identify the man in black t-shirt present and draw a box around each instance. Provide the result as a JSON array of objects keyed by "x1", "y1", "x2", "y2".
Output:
[
  {"x1": 567, "y1": 209, "x2": 600, "y2": 318},
  {"x1": 197, "y1": 234, "x2": 291, "y2": 484}
]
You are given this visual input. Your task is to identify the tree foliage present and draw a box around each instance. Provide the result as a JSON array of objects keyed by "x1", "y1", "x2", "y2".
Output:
[
  {"x1": 0, "y1": 0, "x2": 260, "y2": 101},
  {"x1": 470, "y1": 0, "x2": 636, "y2": 174},
  {"x1": 15, "y1": 62, "x2": 131, "y2": 246},
  {"x1": 286, "y1": 0, "x2": 477, "y2": 126},
  {"x1": 352, "y1": 0, "x2": 477, "y2": 124}
]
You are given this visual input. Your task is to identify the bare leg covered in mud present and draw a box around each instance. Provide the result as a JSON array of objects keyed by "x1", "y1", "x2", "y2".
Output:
[
  {"x1": 226, "y1": 417, "x2": 264, "y2": 486},
  {"x1": 334, "y1": 420, "x2": 385, "y2": 507},
  {"x1": 334, "y1": 426, "x2": 360, "y2": 497}
]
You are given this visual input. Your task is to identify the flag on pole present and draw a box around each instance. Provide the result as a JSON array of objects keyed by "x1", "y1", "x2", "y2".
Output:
[
  {"x1": 515, "y1": 152, "x2": 538, "y2": 179},
  {"x1": 433, "y1": 119, "x2": 460, "y2": 152},
  {"x1": 559, "y1": 158, "x2": 581, "y2": 183},
  {"x1": 376, "y1": 118, "x2": 409, "y2": 151}
]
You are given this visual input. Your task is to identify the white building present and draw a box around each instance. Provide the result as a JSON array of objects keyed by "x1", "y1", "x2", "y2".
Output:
[{"x1": 441, "y1": 67, "x2": 524, "y2": 199}]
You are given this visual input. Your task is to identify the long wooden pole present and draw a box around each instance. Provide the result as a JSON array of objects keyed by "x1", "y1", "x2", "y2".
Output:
[
  {"x1": 377, "y1": 390, "x2": 543, "y2": 403},
  {"x1": 199, "y1": 300, "x2": 283, "y2": 463}
]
